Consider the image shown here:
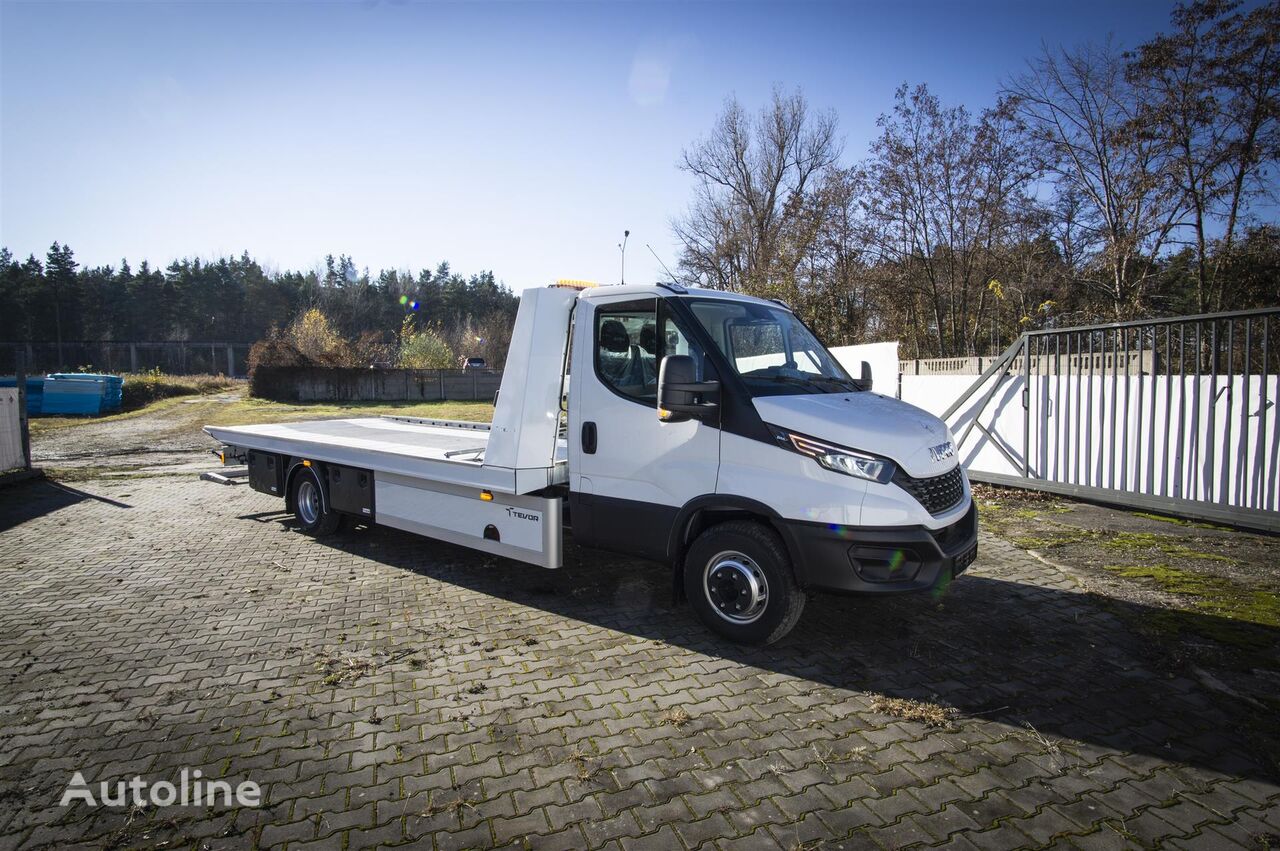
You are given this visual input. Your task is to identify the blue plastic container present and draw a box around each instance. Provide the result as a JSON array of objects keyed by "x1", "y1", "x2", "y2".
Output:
[
  {"x1": 42, "y1": 375, "x2": 113, "y2": 415},
  {"x1": 49, "y1": 373, "x2": 123, "y2": 412},
  {"x1": 0, "y1": 377, "x2": 44, "y2": 414}
]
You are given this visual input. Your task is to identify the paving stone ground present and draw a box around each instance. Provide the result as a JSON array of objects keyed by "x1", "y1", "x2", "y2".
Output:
[{"x1": 0, "y1": 474, "x2": 1277, "y2": 850}]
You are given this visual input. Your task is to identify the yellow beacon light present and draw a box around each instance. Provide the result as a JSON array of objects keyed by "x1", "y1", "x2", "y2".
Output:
[
  {"x1": 554, "y1": 279, "x2": 600, "y2": 290},
  {"x1": 480, "y1": 490, "x2": 494, "y2": 501}
]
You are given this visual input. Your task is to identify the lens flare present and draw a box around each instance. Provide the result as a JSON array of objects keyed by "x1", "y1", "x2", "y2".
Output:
[
  {"x1": 410, "y1": 301, "x2": 420, "y2": 311},
  {"x1": 399, "y1": 295, "x2": 408, "y2": 305}
]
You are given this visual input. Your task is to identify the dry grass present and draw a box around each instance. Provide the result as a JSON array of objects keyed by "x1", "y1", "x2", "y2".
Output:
[
  {"x1": 121, "y1": 370, "x2": 238, "y2": 409},
  {"x1": 205, "y1": 395, "x2": 495, "y2": 427},
  {"x1": 870, "y1": 695, "x2": 957, "y2": 728},
  {"x1": 1018, "y1": 721, "x2": 1073, "y2": 770},
  {"x1": 314, "y1": 653, "x2": 376, "y2": 686},
  {"x1": 660, "y1": 707, "x2": 692, "y2": 728},
  {"x1": 422, "y1": 793, "x2": 478, "y2": 822},
  {"x1": 811, "y1": 742, "x2": 869, "y2": 769},
  {"x1": 568, "y1": 745, "x2": 600, "y2": 781}
]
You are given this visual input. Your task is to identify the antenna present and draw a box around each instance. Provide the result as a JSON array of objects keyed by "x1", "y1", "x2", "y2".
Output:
[
  {"x1": 618, "y1": 230, "x2": 630, "y2": 285},
  {"x1": 646, "y1": 243, "x2": 677, "y2": 283}
]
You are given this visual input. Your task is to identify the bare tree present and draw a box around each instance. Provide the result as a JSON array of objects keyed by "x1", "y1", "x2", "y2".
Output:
[
  {"x1": 1130, "y1": 0, "x2": 1280, "y2": 311},
  {"x1": 1006, "y1": 40, "x2": 1185, "y2": 318},
  {"x1": 860, "y1": 85, "x2": 1040, "y2": 356},
  {"x1": 673, "y1": 88, "x2": 841, "y2": 302},
  {"x1": 1213, "y1": 1, "x2": 1280, "y2": 298}
]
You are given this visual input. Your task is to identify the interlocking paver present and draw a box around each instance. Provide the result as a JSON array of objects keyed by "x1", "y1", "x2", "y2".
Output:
[{"x1": 0, "y1": 474, "x2": 1276, "y2": 850}]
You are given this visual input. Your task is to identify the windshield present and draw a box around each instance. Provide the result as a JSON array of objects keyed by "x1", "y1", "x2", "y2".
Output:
[{"x1": 686, "y1": 298, "x2": 859, "y2": 397}]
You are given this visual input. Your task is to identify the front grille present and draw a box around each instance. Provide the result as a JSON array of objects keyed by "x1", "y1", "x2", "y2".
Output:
[{"x1": 892, "y1": 465, "x2": 965, "y2": 515}]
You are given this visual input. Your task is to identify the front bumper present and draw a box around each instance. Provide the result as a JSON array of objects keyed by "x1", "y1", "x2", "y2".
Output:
[{"x1": 784, "y1": 502, "x2": 978, "y2": 594}]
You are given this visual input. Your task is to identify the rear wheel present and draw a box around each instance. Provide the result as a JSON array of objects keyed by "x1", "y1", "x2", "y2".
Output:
[
  {"x1": 684, "y1": 520, "x2": 805, "y2": 645},
  {"x1": 291, "y1": 467, "x2": 343, "y2": 536}
]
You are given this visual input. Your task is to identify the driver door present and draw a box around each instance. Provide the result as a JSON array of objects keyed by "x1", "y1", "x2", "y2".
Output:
[{"x1": 568, "y1": 295, "x2": 720, "y2": 559}]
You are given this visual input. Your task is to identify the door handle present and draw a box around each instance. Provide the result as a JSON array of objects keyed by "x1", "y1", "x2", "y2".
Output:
[{"x1": 581, "y1": 421, "x2": 597, "y2": 454}]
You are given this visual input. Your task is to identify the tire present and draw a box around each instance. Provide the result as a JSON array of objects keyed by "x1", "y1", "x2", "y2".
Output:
[
  {"x1": 684, "y1": 520, "x2": 805, "y2": 645},
  {"x1": 290, "y1": 466, "x2": 344, "y2": 537}
]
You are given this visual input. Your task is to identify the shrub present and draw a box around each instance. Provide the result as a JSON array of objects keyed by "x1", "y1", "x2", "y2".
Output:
[
  {"x1": 353, "y1": 330, "x2": 396, "y2": 367},
  {"x1": 288, "y1": 308, "x2": 353, "y2": 366},
  {"x1": 248, "y1": 309, "x2": 356, "y2": 375},
  {"x1": 397, "y1": 316, "x2": 455, "y2": 369},
  {"x1": 247, "y1": 332, "x2": 304, "y2": 373}
]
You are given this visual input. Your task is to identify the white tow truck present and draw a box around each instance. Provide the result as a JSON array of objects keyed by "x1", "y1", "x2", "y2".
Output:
[{"x1": 205, "y1": 282, "x2": 977, "y2": 644}]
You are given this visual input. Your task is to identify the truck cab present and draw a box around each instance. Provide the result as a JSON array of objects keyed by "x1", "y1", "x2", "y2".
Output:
[
  {"x1": 565, "y1": 283, "x2": 976, "y2": 642},
  {"x1": 207, "y1": 282, "x2": 976, "y2": 644}
]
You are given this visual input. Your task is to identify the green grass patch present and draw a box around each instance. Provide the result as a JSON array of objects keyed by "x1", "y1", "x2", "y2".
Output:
[
  {"x1": 29, "y1": 372, "x2": 240, "y2": 434},
  {"x1": 120, "y1": 370, "x2": 238, "y2": 410},
  {"x1": 1130, "y1": 511, "x2": 1234, "y2": 532},
  {"x1": 996, "y1": 524, "x2": 1241, "y2": 567},
  {"x1": 1102, "y1": 563, "x2": 1280, "y2": 630},
  {"x1": 1006, "y1": 528, "x2": 1093, "y2": 550},
  {"x1": 29, "y1": 394, "x2": 202, "y2": 435},
  {"x1": 30, "y1": 389, "x2": 497, "y2": 436},
  {"x1": 1100, "y1": 532, "x2": 1235, "y2": 563},
  {"x1": 204, "y1": 397, "x2": 495, "y2": 427}
]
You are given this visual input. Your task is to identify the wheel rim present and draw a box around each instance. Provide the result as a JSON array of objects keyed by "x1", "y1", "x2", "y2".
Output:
[
  {"x1": 704, "y1": 550, "x2": 769, "y2": 624},
  {"x1": 297, "y1": 478, "x2": 321, "y2": 525}
]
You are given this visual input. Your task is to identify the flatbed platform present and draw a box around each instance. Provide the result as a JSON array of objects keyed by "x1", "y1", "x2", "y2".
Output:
[{"x1": 205, "y1": 415, "x2": 567, "y2": 494}]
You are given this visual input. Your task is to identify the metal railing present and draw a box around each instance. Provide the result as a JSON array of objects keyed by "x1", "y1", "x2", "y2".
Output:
[{"x1": 941, "y1": 308, "x2": 1279, "y2": 532}]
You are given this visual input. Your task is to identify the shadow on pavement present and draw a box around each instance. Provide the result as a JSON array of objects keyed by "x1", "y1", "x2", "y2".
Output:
[
  {"x1": 274, "y1": 516, "x2": 1280, "y2": 784},
  {"x1": 0, "y1": 478, "x2": 131, "y2": 533}
]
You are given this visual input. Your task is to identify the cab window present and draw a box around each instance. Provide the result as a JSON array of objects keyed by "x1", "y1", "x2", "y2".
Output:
[
  {"x1": 595, "y1": 299, "x2": 658, "y2": 404},
  {"x1": 594, "y1": 298, "x2": 709, "y2": 406}
]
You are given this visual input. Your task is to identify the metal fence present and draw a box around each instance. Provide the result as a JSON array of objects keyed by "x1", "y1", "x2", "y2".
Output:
[
  {"x1": 941, "y1": 308, "x2": 1280, "y2": 532},
  {"x1": 1, "y1": 341, "x2": 252, "y2": 377}
]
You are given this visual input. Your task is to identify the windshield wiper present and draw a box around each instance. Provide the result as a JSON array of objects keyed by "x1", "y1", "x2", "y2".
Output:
[
  {"x1": 810, "y1": 375, "x2": 862, "y2": 392},
  {"x1": 753, "y1": 374, "x2": 837, "y2": 393}
]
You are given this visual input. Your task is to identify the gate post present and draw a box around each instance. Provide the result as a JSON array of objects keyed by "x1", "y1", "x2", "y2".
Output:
[
  {"x1": 1022, "y1": 335, "x2": 1031, "y2": 477},
  {"x1": 14, "y1": 351, "x2": 30, "y2": 471}
]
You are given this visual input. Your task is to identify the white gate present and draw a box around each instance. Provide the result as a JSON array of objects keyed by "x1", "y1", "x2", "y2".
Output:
[{"x1": 897, "y1": 309, "x2": 1280, "y2": 533}]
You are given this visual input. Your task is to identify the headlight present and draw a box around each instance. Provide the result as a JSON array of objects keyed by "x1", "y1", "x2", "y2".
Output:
[{"x1": 770, "y1": 428, "x2": 896, "y2": 484}]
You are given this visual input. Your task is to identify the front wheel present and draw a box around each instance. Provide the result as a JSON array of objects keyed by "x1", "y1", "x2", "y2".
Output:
[
  {"x1": 290, "y1": 467, "x2": 344, "y2": 536},
  {"x1": 684, "y1": 520, "x2": 805, "y2": 645}
]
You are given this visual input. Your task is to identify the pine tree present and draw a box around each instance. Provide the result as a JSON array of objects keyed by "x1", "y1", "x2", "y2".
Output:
[{"x1": 44, "y1": 242, "x2": 79, "y2": 369}]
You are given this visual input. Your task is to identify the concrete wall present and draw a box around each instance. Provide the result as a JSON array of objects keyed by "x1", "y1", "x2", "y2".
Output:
[
  {"x1": 830, "y1": 342, "x2": 899, "y2": 390},
  {"x1": 251, "y1": 367, "x2": 503, "y2": 403},
  {"x1": 0, "y1": 389, "x2": 24, "y2": 473}
]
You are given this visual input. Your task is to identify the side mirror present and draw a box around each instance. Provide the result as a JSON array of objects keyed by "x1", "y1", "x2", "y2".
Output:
[
  {"x1": 658, "y1": 355, "x2": 720, "y2": 422},
  {"x1": 853, "y1": 360, "x2": 873, "y2": 392}
]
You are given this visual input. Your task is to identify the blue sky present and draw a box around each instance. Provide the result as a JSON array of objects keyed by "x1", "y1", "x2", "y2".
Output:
[{"x1": 2, "y1": 0, "x2": 1183, "y2": 292}]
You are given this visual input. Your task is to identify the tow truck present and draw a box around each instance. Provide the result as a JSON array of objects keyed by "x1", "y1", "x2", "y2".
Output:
[{"x1": 205, "y1": 282, "x2": 977, "y2": 644}]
